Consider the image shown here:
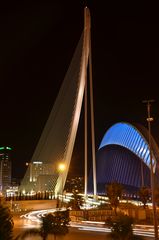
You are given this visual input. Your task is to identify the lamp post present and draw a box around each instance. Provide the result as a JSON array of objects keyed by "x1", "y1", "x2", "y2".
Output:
[
  {"x1": 143, "y1": 99, "x2": 158, "y2": 239},
  {"x1": 58, "y1": 163, "x2": 65, "y2": 207}
]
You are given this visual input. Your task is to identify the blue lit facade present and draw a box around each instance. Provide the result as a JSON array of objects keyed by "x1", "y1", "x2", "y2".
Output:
[
  {"x1": 99, "y1": 122, "x2": 155, "y2": 167},
  {"x1": 89, "y1": 122, "x2": 159, "y2": 195}
]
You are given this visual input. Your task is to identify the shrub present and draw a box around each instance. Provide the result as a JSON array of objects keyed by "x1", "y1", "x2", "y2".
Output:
[
  {"x1": 106, "y1": 214, "x2": 134, "y2": 240},
  {"x1": 0, "y1": 203, "x2": 14, "y2": 240}
]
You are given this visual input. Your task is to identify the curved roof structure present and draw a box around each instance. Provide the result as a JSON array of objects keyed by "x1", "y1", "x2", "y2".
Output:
[
  {"x1": 99, "y1": 122, "x2": 159, "y2": 171},
  {"x1": 88, "y1": 122, "x2": 159, "y2": 194}
]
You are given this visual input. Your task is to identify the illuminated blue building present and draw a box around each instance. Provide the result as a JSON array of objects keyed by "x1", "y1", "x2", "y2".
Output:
[{"x1": 89, "y1": 122, "x2": 159, "y2": 195}]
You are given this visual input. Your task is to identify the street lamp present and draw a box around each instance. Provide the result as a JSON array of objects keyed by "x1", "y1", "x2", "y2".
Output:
[
  {"x1": 58, "y1": 163, "x2": 66, "y2": 207},
  {"x1": 143, "y1": 99, "x2": 158, "y2": 239}
]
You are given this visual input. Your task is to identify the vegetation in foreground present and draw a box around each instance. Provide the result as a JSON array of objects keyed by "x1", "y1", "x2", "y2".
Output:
[
  {"x1": 40, "y1": 209, "x2": 70, "y2": 240},
  {"x1": 106, "y1": 214, "x2": 143, "y2": 240},
  {"x1": 0, "y1": 203, "x2": 14, "y2": 240}
]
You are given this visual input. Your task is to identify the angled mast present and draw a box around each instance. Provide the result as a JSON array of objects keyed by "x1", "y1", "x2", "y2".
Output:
[
  {"x1": 19, "y1": 7, "x2": 97, "y2": 200},
  {"x1": 84, "y1": 7, "x2": 97, "y2": 199}
]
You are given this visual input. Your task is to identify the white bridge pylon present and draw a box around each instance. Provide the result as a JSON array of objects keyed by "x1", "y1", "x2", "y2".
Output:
[{"x1": 20, "y1": 7, "x2": 97, "y2": 199}]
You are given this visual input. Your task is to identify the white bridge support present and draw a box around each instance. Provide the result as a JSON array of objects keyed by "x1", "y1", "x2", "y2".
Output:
[{"x1": 20, "y1": 7, "x2": 97, "y2": 200}]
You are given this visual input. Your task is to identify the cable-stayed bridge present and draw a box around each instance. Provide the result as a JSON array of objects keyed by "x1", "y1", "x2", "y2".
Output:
[{"x1": 20, "y1": 7, "x2": 97, "y2": 198}]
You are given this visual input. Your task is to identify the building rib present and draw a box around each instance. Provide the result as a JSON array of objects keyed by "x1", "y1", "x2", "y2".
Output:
[
  {"x1": 99, "y1": 122, "x2": 159, "y2": 169},
  {"x1": 91, "y1": 122, "x2": 159, "y2": 195}
]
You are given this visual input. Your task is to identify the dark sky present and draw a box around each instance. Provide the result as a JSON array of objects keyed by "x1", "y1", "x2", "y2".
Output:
[{"x1": 0, "y1": 1, "x2": 159, "y2": 179}]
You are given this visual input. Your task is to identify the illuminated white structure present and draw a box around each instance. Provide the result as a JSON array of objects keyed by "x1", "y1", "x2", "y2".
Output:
[{"x1": 20, "y1": 7, "x2": 97, "y2": 198}]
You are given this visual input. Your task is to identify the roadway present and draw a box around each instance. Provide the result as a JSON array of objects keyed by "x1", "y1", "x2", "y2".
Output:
[{"x1": 13, "y1": 209, "x2": 155, "y2": 239}]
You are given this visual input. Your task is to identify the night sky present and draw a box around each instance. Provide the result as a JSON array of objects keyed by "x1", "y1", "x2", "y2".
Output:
[{"x1": 0, "y1": 1, "x2": 159, "y2": 180}]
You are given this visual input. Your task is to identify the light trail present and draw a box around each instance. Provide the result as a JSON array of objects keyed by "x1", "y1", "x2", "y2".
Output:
[{"x1": 20, "y1": 209, "x2": 156, "y2": 238}]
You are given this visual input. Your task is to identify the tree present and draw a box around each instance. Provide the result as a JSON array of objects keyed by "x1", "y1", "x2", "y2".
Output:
[
  {"x1": 106, "y1": 214, "x2": 143, "y2": 240},
  {"x1": 138, "y1": 186, "x2": 150, "y2": 208},
  {"x1": 67, "y1": 192, "x2": 84, "y2": 210},
  {"x1": 40, "y1": 210, "x2": 70, "y2": 240},
  {"x1": 106, "y1": 182, "x2": 123, "y2": 215},
  {"x1": 0, "y1": 203, "x2": 14, "y2": 240}
]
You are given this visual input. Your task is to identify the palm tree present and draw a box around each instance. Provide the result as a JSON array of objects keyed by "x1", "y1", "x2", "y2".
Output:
[
  {"x1": 0, "y1": 203, "x2": 14, "y2": 240},
  {"x1": 106, "y1": 181, "x2": 123, "y2": 215},
  {"x1": 106, "y1": 214, "x2": 144, "y2": 239},
  {"x1": 67, "y1": 192, "x2": 84, "y2": 210},
  {"x1": 138, "y1": 186, "x2": 150, "y2": 208},
  {"x1": 40, "y1": 209, "x2": 70, "y2": 240}
]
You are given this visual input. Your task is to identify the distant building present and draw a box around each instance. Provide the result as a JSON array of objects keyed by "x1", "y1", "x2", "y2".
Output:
[
  {"x1": 28, "y1": 161, "x2": 53, "y2": 182},
  {"x1": 88, "y1": 122, "x2": 159, "y2": 196},
  {"x1": 0, "y1": 146, "x2": 12, "y2": 194},
  {"x1": 20, "y1": 161, "x2": 58, "y2": 193}
]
